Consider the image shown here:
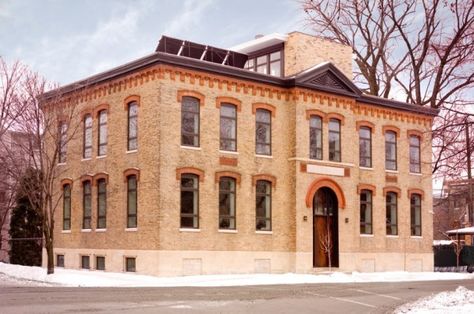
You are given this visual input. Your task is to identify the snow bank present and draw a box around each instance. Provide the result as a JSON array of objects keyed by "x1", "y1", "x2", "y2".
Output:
[
  {"x1": 395, "y1": 286, "x2": 474, "y2": 313},
  {"x1": 1, "y1": 262, "x2": 474, "y2": 287}
]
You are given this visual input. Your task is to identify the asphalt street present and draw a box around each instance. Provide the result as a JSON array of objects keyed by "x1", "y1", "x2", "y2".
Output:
[{"x1": 1, "y1": 276, "x2": 474, "y2": 313}]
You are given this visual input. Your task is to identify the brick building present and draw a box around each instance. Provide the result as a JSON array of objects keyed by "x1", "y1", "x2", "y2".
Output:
[{"x1": 42, "y1": 32, "x2": 437, "y2": 275}]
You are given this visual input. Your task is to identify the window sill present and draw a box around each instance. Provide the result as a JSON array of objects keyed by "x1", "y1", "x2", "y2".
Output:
[
  {"x1": 96, "y1": 155, "x2": 107, "y2": 159},
  {"x1": 386, "y1": 235, "x2": 399, "y2": 238},
  {"x1": 81, "y1": 158, "x2": 92, "y2": 162},
  {"x1": 126, "y1": 150, "x2": 138, "y2": 154},
  {"x1": 359, "y1": 167, "x2": 373, "y2": 171},
  {"x1": 218, "y1": 229, "x2": 238, "y2": 233},
  {"x1": 95, "y1": 229, "x2": 106, "y2": 233},
  {"x1": 360, "y1": 234, "x2": 374, "y2": 237},
  {"x1": 57, "y1": 162, "x2": 66, "y2": 166},
  {"x1": 81, "y1": 229, "x2": 92, "y2": 233},
  {"x1": 61, "y1": 230, "x2": 71, "y2": 234},
  {"x1": 255, "y1": 154, "x2": 273, "y2": 159},
  {"x1": 385, "y1": 169, "x2": 398, "y2": 174},
  {"x1": 125, "y1": 228, "x2": 137, "y2": 232},
  {"x1": 179, "y1": 228, "x2": 201, "y2": 233},
  {"x1": 409, "y1": 172, "x2": 422, "y2": 176},
  {"x1": 219, "y1": 150, "x2": 239, "y2": 155},
  {"x1": 410, "y1": 236, "x2": 423, "y2": 239},
  {"x1": 255, "y1": 230, "x2": 272, "y2": 235},
  {"x1": 180, "y1": 145, "x2": 201, "y2": 151}
]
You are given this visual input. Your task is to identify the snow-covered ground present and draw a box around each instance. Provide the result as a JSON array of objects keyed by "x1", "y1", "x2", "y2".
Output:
[
  {"x1": 1, "y1": 262, "x2": 474, "y2": 288},
  {"x1": 395, "y1": 286, "x2": 474, "y2": 313}
]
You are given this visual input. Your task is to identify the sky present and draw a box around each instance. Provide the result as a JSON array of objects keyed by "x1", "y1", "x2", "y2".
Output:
[{"x1": 0, "y1": 0, "x2": 306, "y2": 85}]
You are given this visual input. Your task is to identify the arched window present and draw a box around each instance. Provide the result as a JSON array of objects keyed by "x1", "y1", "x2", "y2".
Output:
[
  {"x1": 62, "y1": 184, "x2": 71, "y2": 230},
  {"x1": 329, "y1": 118, "x2": 341, "y2": 161},
  {"x1": 386, "y1": 192, "x2": 398, "y2": 235},
  {"x1": 181, "y1": 96, "x2": 200, "y2": 147},
  {"x1": 83, "y1": 115, "x2": 92, "y2": 159},
  {"x1": 82, "y1": 181, "x2": 91, "y2": 229},
  {"x1": 220, "y1": 103, "x2": 237, "y2": 151},
  {"x1": 359, "y1": 127, "x2": 372, "y2": 167},
  {"x1": 59, "y1": 122, "x2": 68, "y2": 163},
  {"x1": 411, "y1": 194, "x2": 422, "y2": 236},
  {"x1": 409, "y1": 135, "x2": 421, "y2": 173},
  {"x1": 97, "y1": 179, "x2": 107, "y2": 229},
  {"x1": 98, "y1": 110, "x2": 108, "y2": 156},
  {"x1": 127, "y1": 175, "x2": 138, "y2": 228},
  {"x1": 256, "y1": 180, "x2": 272, "y2": 231},
  {"x1": 180, "y1": 174, "x2": 199, "y2": 228},
  {"x1": 309, "y1": 115, "x2": 322, "y2": 160},
  {"x1": 219, "y1": 177, "x2": 236, "y2": 230},
  {"x1": 385, "y1": 131, "x2": 397, "y2": 170},
  {"x1": 127, "y1": 102, "x2": 138, "y2": 151},
  {"x1": 255, "y1": 109, "x2": 271, "y2": 155},
  {"x1": 360, "y1": 189, "x2": 372, "y2": 234}
]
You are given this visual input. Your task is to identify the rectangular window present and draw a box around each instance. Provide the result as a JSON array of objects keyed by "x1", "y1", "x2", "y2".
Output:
[
  {"x1": 98, "y1": 110, "x2": 107, "y2": 156},
  {"x1": 220, "y1": 104, "x2": 237, "y2": 151},
  {"x1": 96, "y1": 256, "x2": 105, "y2": 271},
  {"x1": 359, "y1": 127, "x2": 372, "y2": 167},
  {"x1": 255, "y1": 109, "x2": 271, "y2": 155},
  {"x1": 409, "y1": 135, "x2": 421, "y2": 173},
  {"x1": 180, "y1": 174, "x2": 199, "y2": 229},
  {"x1": 309, "y1": 116, "x2": 322, "y2": 160},
  {"x1": 269, "y1": 51, "x2": 281, "y2": 77},
  {"x1": 82, "y1": 181, "x2": 91, "y2": 229},
  {"x1": 256, "y1": 55, "x2": 268, "y2": 74},
  {"x1": 125, "y1": 257, "x2": 136, "y2": 272},
  {"x1": 63, "y1": 184, "x2": 71, "y2": 230},
  {"x1": 256, "y1": 180, "x2": 271, "y2": 231},
  {"x1": 329, "y1": 119, "x2": 341, "y2": 162},
  {"x1": 386, "y1": 192, "x2": 398, "y2": 235},
  {"x1": 360, "y1": 190, "x2": 372, "y2": 234},
  {"x1": 127, "y1": 175, "x2": 137, "y2": 228},
  {"x1": 97, "y1": 179, "x2": 107, "y2": 229},
  {"x1": 81, "y1": 255, "x2": 90, "y2": 269},
  {"x1": 247, "y1": 50, "x2": 283, "y2": 77},
  {"x1": 127, "y1": 102, "x2": 138, "y2": 151},
  {"x1": 385, "y1": 131, "x2": 397, "y2": 170},
  {"x1": 83, "y1": 115, "x2": 92, "y2": 159},
  {"x1": 411, "y1": 194, "x2": 422, "y2": 236},
  {"x1": 56, "y1": 254, "x2": 64, "y2": 267},
  {"x1": 181, "y1": 96, "x2": 200, "y2": 147},
  {"x1": 219, "y1": 177, "x2": 236, "y2": 230},
  {"x1": 59, "y1": 122, "x2": 67, "y2": 163}
]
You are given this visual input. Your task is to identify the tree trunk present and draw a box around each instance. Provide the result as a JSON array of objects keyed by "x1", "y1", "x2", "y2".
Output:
[{"x1": 45, "y1": 237, "x2": 54, "y2": 274}]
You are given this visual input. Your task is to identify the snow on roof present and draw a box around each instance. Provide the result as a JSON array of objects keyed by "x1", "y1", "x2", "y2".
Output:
[
  {"x1": 446, "y1": 226, "x2": 474, "y2": 235},
  {"x1": 229, "y1": 33, "x2": 288, "y2": 54},
  {"x1": 433, "y1": 240, "x2": 455, "y2": 245},
  {"x1": 288, "y1": 61, "x2": 332, "y2": 78}
]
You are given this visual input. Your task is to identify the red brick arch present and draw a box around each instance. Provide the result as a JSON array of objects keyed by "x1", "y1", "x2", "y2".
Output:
[{"x1": 305, "y1": 177, "x2": 346, "y2": 209}]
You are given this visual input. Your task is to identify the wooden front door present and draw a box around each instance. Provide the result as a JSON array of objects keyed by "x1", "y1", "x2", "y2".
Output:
[{"x1": 313, "y1": 187, "x2": 339, "y2": 268}]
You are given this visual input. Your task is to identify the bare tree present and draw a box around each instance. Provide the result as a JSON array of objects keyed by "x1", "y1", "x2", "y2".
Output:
[{"x1": 319, "y1": 209, "x2": 334, "y2": 269}]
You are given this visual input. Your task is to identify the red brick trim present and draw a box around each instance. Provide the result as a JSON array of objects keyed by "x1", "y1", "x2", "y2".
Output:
[
  {"x1": 383, "y1": 186, "x2": 401, "y2": 197},
  {"x1": 407, "y1": 129, "x2": 423, "y2": 139},
  {"x1": 305, "y1": 177, "x2": 346, "y2": 209},
  {"x1": 60, "y1": 178, "x2": 73, "y2": 188},
  {"x1": 93, "y1": 172, "x2": 109, "y2": 186},
  {"x1": 215, "y1": 171, "x2": 241, "y2": 185},
  {"x1": 357, "y1": 183, "x2": 376, "y2": 196},
  {"x1": 305, "y1": 109, "x2": 327, "y2": 121},
  {"x1": 123, "y1": 168, "x2": 140, "y2": 182},
  {"x1": 216, "y1": 96, "x2": 242, "y2": 112},
  {"x1": 81, "y1": 109, "x2": 93, "y2": 120},
  {"x1": 80, "y1": 174, "x2": 93, "y2": 183},
  {"x1": 252, "y1": 103, "x2": 276, "y2": 117},
  {"x1": 93, "y1": 104, "x2": 110, "y2": 117},
  {"x1": 300, "y1": 163, "x2": 307, "y2": 172},
  {"x1": 327, "y1": 112, "x2": 345, "y2": 125},
  {"x1": 382, "y1": 125, "x2": 400, "y2": 138},
  {"x1": 123, "y1": 95, "x2": 141, "y2": 110},
  {"x1": 408, "y1": 188, "x2": 425, "y2": 200},
  {"x1": 344, "y1": 168, "x2": 351, "y2": 177},
  {"x1": 252, "y1": 174, "x2": 277, "y2": 188},
  {"x1": 219, "y1": 157, "x2": 238, "y2": 166},
  {"x1": 356, "y1": 120, "x2": 375, "y2": 132},
  {"x1": 177, "y1": 90, "x2": 205, "y2": 106},
  {"x1": 176, "y1": 167, "x2": 205, "y2": 182}
]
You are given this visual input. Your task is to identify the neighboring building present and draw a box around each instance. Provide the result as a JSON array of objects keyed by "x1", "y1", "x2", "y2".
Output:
[
  {"x1": 41, "y1": 32, "x2": 437, "y2": 275},
  {"x1": 433, "y1": 179, "x2": 474, "y2": 240}
]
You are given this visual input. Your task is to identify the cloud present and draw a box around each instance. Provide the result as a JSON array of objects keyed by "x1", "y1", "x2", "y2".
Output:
[{"x1": 163, "y1": 0, "x2": 215, "y2": 37}]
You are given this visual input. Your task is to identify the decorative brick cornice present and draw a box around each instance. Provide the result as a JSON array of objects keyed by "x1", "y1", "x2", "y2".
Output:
[
  {"x1": 407, "y1": 188, "x2": 425, "y2": 200},
  {"x1": 383, "y1": 186, "x2": 401, "y2": 197},
  {"x1": 215, "y1": 96, "x2": 242, "y2": 112},
  {"x1": 177, "y1": 90, "x2": 205, "y2": 106},
  {"x1": 357, "y1": 183, "x2": 376, "y2": 196},
  {"x1": 305, "y1": 109, "x2": 327, "y2": 121},
  {"x1": 407, "y1": 129, "x2": 423, "y2": 139},
  {"x1": 327, "y1": 112, "x2": 345, "y2": 125},
  {"x1": 60, "y1": 178, "x2": 73, "y2": 188},
  {"x1": 93, "y1": 104, "x2": 109, "y2": 117},
  {"x1": 123, "y1": 95, "x2": 140, "y2": 110},
  {"x1": 382, "y1": 125, "x2": 400, "y2": 137},
  {"x1": 215, "y1": 171, "x2": 241, "y2": 185},
  {"x1": 176, "y1": 167, "x2": 205, "y2": 182},
  {"x1": 80, "y1": 174, "x2": 93, "y2": 183},
  {"x1": 252, "y1": 174, "x2": 277, "y2": 188},
  {"x1": 93, "y1": 172, "x2": 109, "y2": 185},
  {"x1": 252, "y1": 103, "x2": 276, "y2": 117},
  {"x1": 305, "y1": 177, "x2": 346, "y2": 209},
  {"x1": 356, "y1": 120, "x2": 375, "y2": 132},
  {"x1": 123, "y1": 168, "x2": 140, "y2": 182}
]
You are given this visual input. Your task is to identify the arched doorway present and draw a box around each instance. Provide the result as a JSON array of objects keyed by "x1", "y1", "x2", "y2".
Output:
[{"x1": 313, "y1": 187, "x2": 339, "y2": 268}]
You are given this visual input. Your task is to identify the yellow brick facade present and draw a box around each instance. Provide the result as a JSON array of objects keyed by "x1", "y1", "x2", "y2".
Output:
[{"x1": 47, "y1": 34, "x2": 435, "y2": 276}]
